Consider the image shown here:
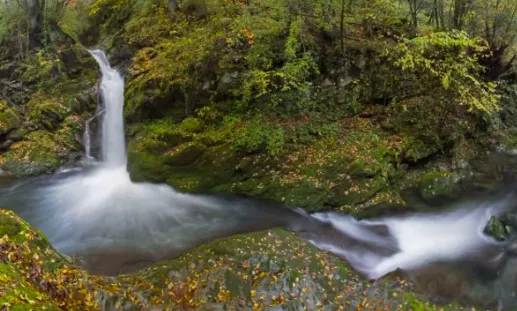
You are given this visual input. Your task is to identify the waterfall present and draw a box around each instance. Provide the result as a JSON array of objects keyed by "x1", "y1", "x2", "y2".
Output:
[
  {"x1": 83, "y1": 119, "x2": 92, "y2": 160},
  {"x1": 83, "y1": 108, "x2": 105, "y2": 162},
  {"x1": 306, "y1": 204, "x2": 505, "y2": 280},
  {"x1": 88, "y1": 50, "x2": 127, "y2": 167},
  {"x1": 0, "y1": 50, "x2": 515, "y2": 308}
]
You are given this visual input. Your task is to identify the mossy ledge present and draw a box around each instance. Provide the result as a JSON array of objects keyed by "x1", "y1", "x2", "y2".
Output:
[{"x1": 0, "y1": 208, "x2": 475, "y2": 311}]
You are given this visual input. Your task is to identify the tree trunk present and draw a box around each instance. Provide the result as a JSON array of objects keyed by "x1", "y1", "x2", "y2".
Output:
[
  {"x1": 408, "y1": 0, "x2": 418, "y2": 28},
  {"x1": 453, "y1": 0, "x2": 472, "y2": 30},
  {"x1": 437, "y1": 0, "x2": 445, "y2": 29},
  {"x1": 433, "y1": 0, "x2": 444, "y2": 30}
]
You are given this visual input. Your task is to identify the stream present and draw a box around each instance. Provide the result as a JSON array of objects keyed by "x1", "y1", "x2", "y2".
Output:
[{"x1": 0, "y1": 50, "x2": 516, "y2": 309}]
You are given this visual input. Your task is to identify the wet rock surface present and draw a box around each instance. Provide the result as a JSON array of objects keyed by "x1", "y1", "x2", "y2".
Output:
[{"x1": 0, "y1": 208, "x2": 483, "y2": 311}]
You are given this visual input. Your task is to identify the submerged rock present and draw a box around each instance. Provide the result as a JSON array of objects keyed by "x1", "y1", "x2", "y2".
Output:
[
  {"x1": 485, "y1": 216, "x2": 508, "y2": 241},
  {"x1": 484, "y1": 213, "x2": 517, "y2": 241}
]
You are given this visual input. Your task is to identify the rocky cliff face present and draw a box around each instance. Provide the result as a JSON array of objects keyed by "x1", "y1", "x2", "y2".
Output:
[{"x1": 0, "y1": 43, "x2": 98, "y2": 177}]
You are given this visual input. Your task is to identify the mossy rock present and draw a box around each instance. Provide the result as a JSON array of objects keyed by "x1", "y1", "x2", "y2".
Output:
[
  {"x1": 348, "y1": 157, "x2": 382, "y2": 177},
  {"x1": 0, "y1": 99, "x2": 21, "y2": 135},
  {"x1": 0, "y1": 207, "x2": 480, "y2": 310},
  {"x1": 163, "y1": 142, "x2": 206, "y2": 166},
  {"x1": 179, "y1": 117, "x2": 205, "y2": 133},
  {"x1": 6, "y1": 127, "x2": 29, "y2": 142},
  {"x1": 484, "y1": 216, "x2": 508, "y2": 241},
  {"x1": 0, "y1": 262, "x2": 61, "y2": 311},
  {"x1": 0, "y1": 209, "x2": 110, "y2": 310},
  {"x1": 27, "y1": 96, "x2": 70, "y2": 131},
  {"x1": 401, "y1": 136, "x2": 439, "y2": 162},
  {"x1": 484, "y1": 213, "x2": 517, "y2": 242},
  {"x1": 127, "y1": 148, "x2": 174, "y2": 183},
  {"x1": 418, "y1": 171, "x2": 454, "y2": 200},
  {"x1": 0, "y1": 128, "x2": 79, "y2": 177},
  {"x1": 326, "y1": 175, "x2": 388, "y2": 208}
]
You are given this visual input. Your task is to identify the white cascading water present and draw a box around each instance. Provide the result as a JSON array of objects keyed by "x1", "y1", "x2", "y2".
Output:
[
  {"x1": 89, "y1": 50, "x2": 127, "y2": 167},
  {"x1": 0, "y1": 51, "x2": 297, "y2": 275},
  {"x1": 83, "y1": 119, "x2": 92, "y2": 160},
  {"x1": 83, "y1": 107, "x2": 105, "y2": 162},
  {"x1": 0, "y1": 50, "x2": 514, "y2": 301},
  {"x1": 308, "y1": 203, "x2": 506, "y2": 280}
]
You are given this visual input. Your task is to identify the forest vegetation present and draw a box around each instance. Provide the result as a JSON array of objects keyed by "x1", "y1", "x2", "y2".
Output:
[{"x1": 0, "y1": 0, "x2": 516, "y2": 310}]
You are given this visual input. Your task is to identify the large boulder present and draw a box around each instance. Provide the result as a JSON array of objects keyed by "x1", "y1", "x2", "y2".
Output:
[
  {"x1": 0, "y1": 208, "x2": 478, "y2": 311},
  {"x1": 0, "y1": 118, "x2": 81, "y2": 177}
]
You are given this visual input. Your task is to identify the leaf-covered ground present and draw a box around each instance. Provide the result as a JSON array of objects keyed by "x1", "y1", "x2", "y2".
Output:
[{"x1": 0, "y1": 208, "x2": 489, "y2": 311}]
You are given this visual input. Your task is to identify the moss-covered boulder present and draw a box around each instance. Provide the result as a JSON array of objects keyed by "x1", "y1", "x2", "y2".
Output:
[
  {"x1": 127, "y1": 117, "x2": 406, "y2": 211},
  {"x1": 164, "y1": 142, "x2": 206, "y2": 166},
  {"x1": 0, "y1": 209, "x2": 104, "y2": 310},
  {"x1": 484, "y1": 213, "x2": 517, "y2": 241},
  {"x1": 0, "y1": 117, "x2": 81, "y2": 176},
  {"x1": 26, "y1": 96, "x2": 70, "y2": 131},
  {"x1": 0, "y1": 208, "x2": 477, "y2": 311},
  {"x1": 484, "y1": 216, "x2": 509, "y2": 241},
  {"x1": 0, "y1": 99, "x2": 21, "y2": 136}
]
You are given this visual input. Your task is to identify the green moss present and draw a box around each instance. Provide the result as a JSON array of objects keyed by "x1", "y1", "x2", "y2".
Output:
[
  {"x1": 127, "y1": 147, "x2": 173, "y2": 183},
  {"x1": 180, "y1": 117, "x2": 205, "y2": 133},
  {"x1": 27, "y1": 96, "x2": 70, "y2": 131},
  {"x1": 330, "y1": 175, "x2": 388, "y2": 206},
  {"x1": 484, "y1": 216, "x2": 508, "y2": 241},
  {"x1": 0, "y1": 126, "x2": 79, "y2": 177},
  {"x1": 6, "y1": 128, "x2": 28, "y2": 142},
  {"x1": 0, "y1": 100, "x2": 21, "y2": 135},
  {"x1": 163, "y1": 142, "x2": 206, "y2": 166},
  {"x1": 418, "y1": 171, "x2": 454, "y2": 200},
  {"x1": 0, "y1": 263, "x2": 61, "y2": 311},
  {"x1": 127, "y1": 118, "x2": 408, "y2": 210}
]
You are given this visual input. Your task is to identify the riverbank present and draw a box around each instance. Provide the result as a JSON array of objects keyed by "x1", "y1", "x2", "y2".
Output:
[{"x1": 0, "y1": 207, "x2": 492, "y2": 310}]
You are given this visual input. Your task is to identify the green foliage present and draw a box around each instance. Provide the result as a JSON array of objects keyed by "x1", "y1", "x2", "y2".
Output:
[
  {"x1": 0, "y1": 4, "x2": 28, "y2": 55},
  {"x1": 89, "y1": 0, "x2": 127, "y2": 16},
  {"x1": 359, "y1": 0, "x2": 406, "y2": 28},
  {"x1": 391, "y1": 31, "x2": 499, "y2": 114},
  {"x1": 22, "y1": 51, "x2": 62, "y2": 88},
  {"x1": 180, "y1": 117, "x2": 205, "y2": 133},
  {"x1": 384, "y1": 31, "x2": 501, "y2": 148},
  {"x1": 27, "y1": 96, "x2": 69, "y2": 131},
  {"x1": 0, "y1": 1, "x2": 78, "y2": 55}
]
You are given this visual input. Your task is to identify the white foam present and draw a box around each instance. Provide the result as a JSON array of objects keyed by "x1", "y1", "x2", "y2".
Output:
[{"x1": 310, "y1": 201, "x2": 506, "y2": 279}]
